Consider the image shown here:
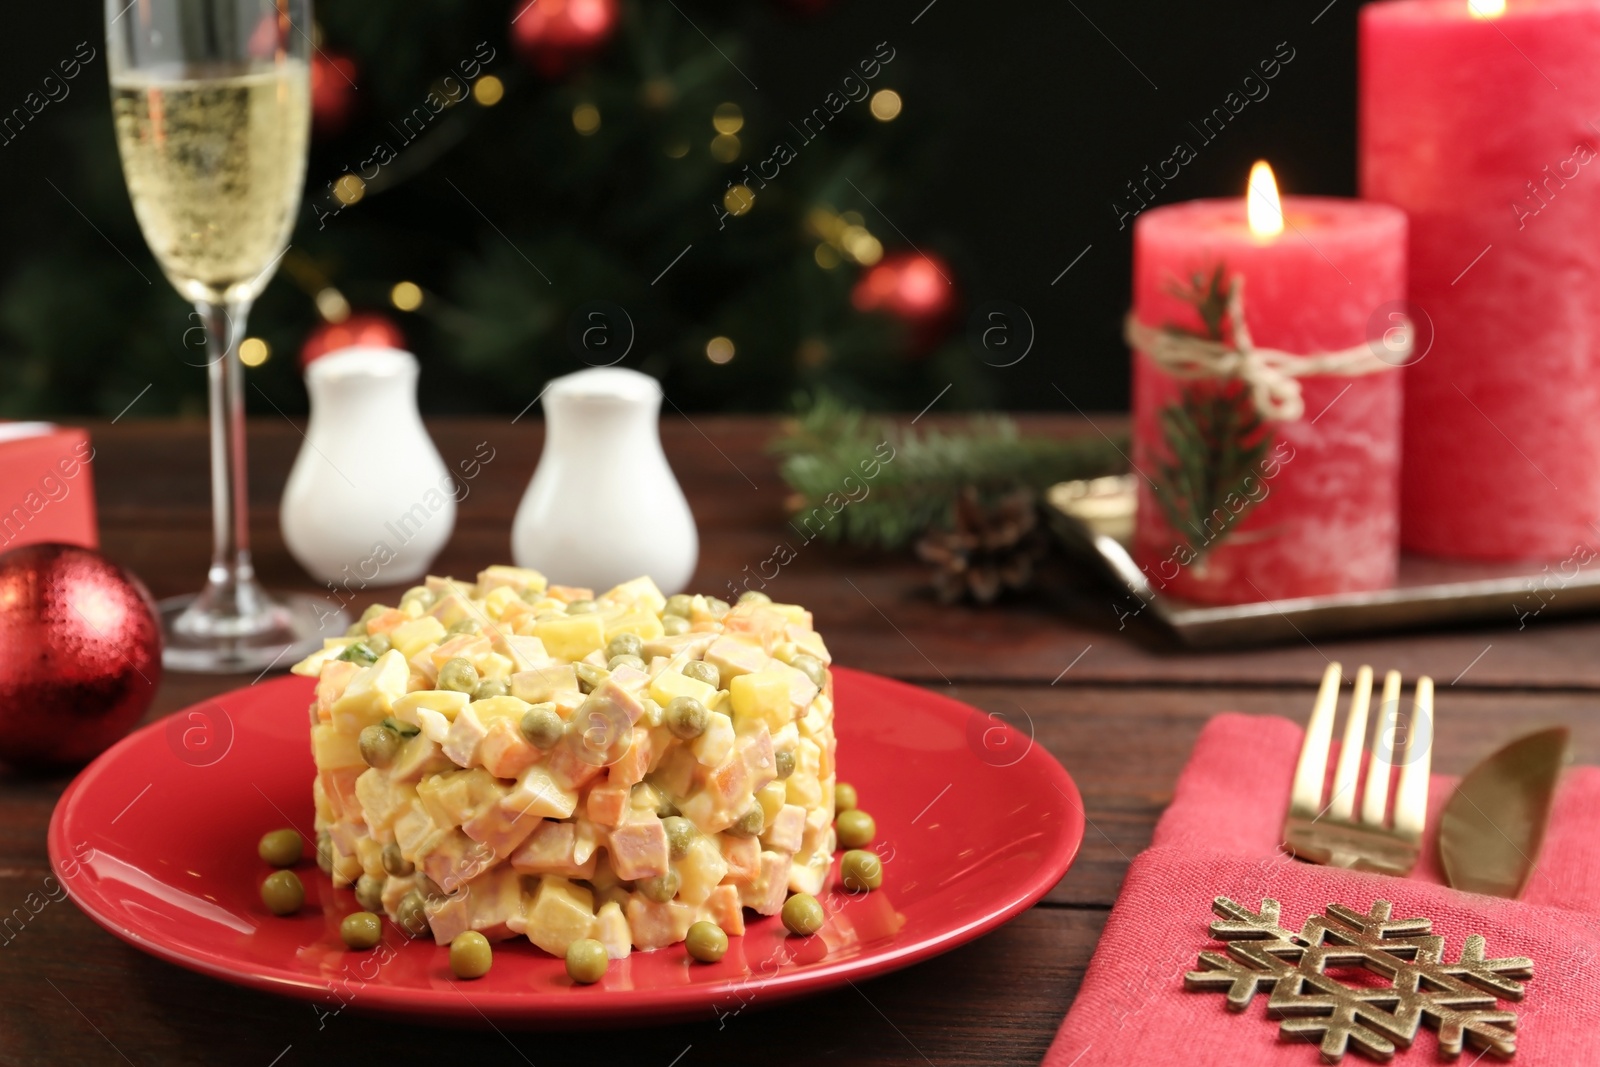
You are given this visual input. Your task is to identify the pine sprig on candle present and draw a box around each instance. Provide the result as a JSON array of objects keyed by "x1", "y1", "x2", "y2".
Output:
[
  {"x1": 1148, "y1": 265, "x2": 1275, "y2": 560},
  {"x1": 772, "y1": 392, "x2": 1127, "y2": 551}
]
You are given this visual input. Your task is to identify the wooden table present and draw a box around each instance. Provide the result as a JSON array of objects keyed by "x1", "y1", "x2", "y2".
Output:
[{"x1": 6, "y1": 417, "x2": 1598, "y2": 1066}]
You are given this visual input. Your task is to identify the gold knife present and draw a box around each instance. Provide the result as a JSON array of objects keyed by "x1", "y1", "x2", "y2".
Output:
[{"x1": 1437, "y1": 727, "x2": 1569, "y2": 899}]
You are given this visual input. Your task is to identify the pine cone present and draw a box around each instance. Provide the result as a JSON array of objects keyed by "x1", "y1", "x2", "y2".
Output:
[{"x1": 915, "y1": 486, "x2": 1049, "y2": 604}]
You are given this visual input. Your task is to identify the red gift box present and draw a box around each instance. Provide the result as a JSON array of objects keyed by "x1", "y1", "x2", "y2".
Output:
[{"x1": 0, "y1": 423, "x2": 98, "y2": 554}]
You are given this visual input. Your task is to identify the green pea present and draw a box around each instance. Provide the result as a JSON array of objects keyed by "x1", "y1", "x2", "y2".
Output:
[
  {"x1": 471, "y1": 678, "x2": 509, "y2": 701},
  {"x1": 661, "y1": 614, "x2": 690, "y2": 636},
  {"x1": 637, "y1": 870, "x2": 681, "y2": 903},
  {"x1": 359, "y1": 724, "x2": 400, "y2": 769},
  {"x1": 450, "y1": 617, "x2": 483, "y2": 636},
  {"x1": 607, "y1": 633, "x2": 643, "y2": 660},
  {"x1": 366, "y1": 631, "x2": 393, "y2": 656},
  {"x1": 566, "y1": 938, "x2": 609, "y2": 984},
  {"x1": 607, "y1": 654, "x2": 646, "y2": 672},
  {"x1": 340, "y1": 911, "x2": 383, "y2": 950},
  {"x1": 574, "y1": 662, "x2": 608, "y2": 693},
  {"x1": 835, "y1": 782, "x2": 858, "y2": 812},
  {"x1": 791, "y1": 654, "x2": 826, "y2": 688},
  {"x1": 705, "y1": 597, "x2": 731, "y2": 617},
  {"x1": 682, "y1": 660, "x2": 720, "y2": 688},
  {"x1": 337, "y1": 642, "x2": 377, "y2": 666},
  {"x1": 395, "y1": 891, "x2": 429, "y2": 938},
  {"x1": 662, "y1": 816, "x2": 695, "y2": 859},
  {"x1": 316, "y1": 831, "x2": 334, "y2": 875},
  {"x1": 354, "y1": 874, "x2": 385, "y2": 912},
  {"x1": 261, "y1": 870, "x2": 304, "y2": 916},
  {"x1": 774, "y1": 750, "x2": 795, "y2": 779},
  {"x1": 728, "y1": 806, "x2": 765, "y2": 837},
  {"x1": 566, "y1": 599, "x2": 597, "y2": 615},
  {"x1": 437, "y1": 657, "x2": 479, "y2": 694},
  {"x1": 739, "y1": 590, "x2": 772, "y2": 605},
  {"x1": 836, "y1": 808, "x2": 876, "y2": 848},
  {"x1": 521, "y1": 705, "x2": 564, "y2": 749},
  {"x1": 781, "y1": 892, "x2": 825, "y2": 936},
  {"x1": 257, "y1": 828, "x2": 303, "y2": 868},
  {"x1": 665, "y1": 696, "x2": 710, "y2": 740},
  {"x1": 450, "y1": 931, "x2": 493, "y2": 979},
  {"x1": 663, "y1": 594, "x2": 694, "y2": 618},
  {"x1": 840, "y1": 849, "x2": 883, "y2": 892},
  {"x1": 685, "y1": 921, "x2": 728, "y2": 963},
  {"x1": 381, "y1": 842, "x2": 414, "y2": 877}
]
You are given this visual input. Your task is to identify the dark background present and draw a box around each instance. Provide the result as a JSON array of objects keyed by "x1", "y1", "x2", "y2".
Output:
[{"x1": 0, "y1": 0, "x2": 1360, "y2": 416}]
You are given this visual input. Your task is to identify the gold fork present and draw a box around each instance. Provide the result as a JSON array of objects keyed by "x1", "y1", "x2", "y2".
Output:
[{"x1": 1282, "y1": 662, "x2": 1435, "y2": 876}]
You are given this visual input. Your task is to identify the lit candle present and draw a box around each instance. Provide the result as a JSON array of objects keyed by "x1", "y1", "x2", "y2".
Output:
[
  {"x1": 1127, "y1": 164, "x2": 1408, "y2": 605},
  {"x1": 1362, "y1": 0, "x2": 1600, "y2": 560}
]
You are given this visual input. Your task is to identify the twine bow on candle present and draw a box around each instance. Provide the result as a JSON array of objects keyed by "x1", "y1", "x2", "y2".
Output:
[{"x1": 1123, "y1": 279, "x2": 1410, "y2": 422}]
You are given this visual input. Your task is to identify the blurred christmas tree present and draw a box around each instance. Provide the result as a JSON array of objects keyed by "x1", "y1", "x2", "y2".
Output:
[{"x1": 0, "y1": 0, "x2": 992, "y2": 418}]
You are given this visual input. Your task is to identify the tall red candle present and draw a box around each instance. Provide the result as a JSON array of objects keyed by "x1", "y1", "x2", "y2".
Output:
[
  {"x1": 1362, "y1": 0, "x2": 1600, "y2": 560},
  {"x1": 1129, "y1": 171, "x2": 1407, "y2": 605}
]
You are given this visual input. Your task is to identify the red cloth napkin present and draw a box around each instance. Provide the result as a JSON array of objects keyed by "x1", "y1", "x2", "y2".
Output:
[{"x1": 1043, "y1": 714, "x2": 1600, "y2": 1067}]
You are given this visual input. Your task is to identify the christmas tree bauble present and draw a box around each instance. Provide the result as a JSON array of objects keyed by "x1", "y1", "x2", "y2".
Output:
[
  {"x1": 311, "y1": 51, "x2": 360, "y2": 137},
  {"x1": 511, "y1": 0, "x2": 620, "y2": 79},
  {"x1": 0, "y1": 544, "x2": 161, "y2": 769},
  {"x1": 851, "y1": 251, "x2": 959, "y2": 352},
  {"x1": 300, "y1": 314, "x2": 407, "y2": 368}
]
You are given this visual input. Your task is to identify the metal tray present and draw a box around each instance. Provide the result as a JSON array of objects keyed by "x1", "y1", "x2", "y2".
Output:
[{"x1": 1044, "y1": 477, "x2": 1600, "y2": 648}]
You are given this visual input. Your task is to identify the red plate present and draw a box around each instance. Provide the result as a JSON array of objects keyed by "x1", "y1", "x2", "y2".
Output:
[{"x1": 48, "y1": 666, "x2": 1083, "y2": 1026}]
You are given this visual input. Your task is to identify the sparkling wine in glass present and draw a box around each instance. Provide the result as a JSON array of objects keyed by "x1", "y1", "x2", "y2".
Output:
[{"x1": 107, "y1": 0, "x2": 345, "y2": 671}]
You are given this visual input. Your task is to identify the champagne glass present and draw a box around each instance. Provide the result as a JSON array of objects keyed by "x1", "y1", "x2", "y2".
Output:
[{"x1": 108, "y1": 0, "x2": 345, "y2": 672}]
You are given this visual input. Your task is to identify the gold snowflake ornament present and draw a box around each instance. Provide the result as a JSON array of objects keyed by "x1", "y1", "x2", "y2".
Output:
[{"x1": 1184, "y1": 897, "x2": 1534, "y2": 1063}]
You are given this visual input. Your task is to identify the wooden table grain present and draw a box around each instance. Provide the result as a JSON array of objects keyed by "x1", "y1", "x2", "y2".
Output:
[{"x1": 5, "y1": 416, "x2": 1597, "y2": 1067}]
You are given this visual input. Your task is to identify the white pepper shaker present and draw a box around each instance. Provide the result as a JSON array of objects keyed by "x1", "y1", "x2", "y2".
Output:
[{"x1": 512, "y1": 367, "x2": 698, "y2": 594}]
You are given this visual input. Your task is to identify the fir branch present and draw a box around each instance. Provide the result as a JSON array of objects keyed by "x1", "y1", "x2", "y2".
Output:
[{"x1": 773, "y1": 392, "x2": 1127, "y2": 550}]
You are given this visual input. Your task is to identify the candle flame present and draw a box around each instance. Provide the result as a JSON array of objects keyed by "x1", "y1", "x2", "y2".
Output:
[
  {"x1": 1468, "y1": 0, "x2": 1506, "y2": 18},
  {"x1": 1246, "y1": 160, "x2": 1284, "y2": 238}
]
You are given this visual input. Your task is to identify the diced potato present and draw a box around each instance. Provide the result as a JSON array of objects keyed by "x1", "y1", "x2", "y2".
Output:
[
  {"x1": 312, "y1": 723, "x2": 365, "y2": 770},
  {"x1": 477, "y1": 564, "x2": 548, "y2": 595},
  {"x1": 390, "y1": 616, "x2": 449, "y2": 659},
  {"x1": 523, "y1": 877, "x2": 597, "y2": 957},
  {"x1": 534, "y1": 614, "x2": 608, "y2": 662},
  {"x1": 675, "y1": 835, "x2": 729, "y2": 905},
  {"x1": 392, "y1": 689, "x2": 470, "y2": 726},
  {"x1": 603, "y1": 609, "x2": 665, "y2": 643},
  {"x1": 649, "y1": 669, "x2": 719, "y2": 711},
  {"x1": 704, "y1": 636, "x2": 768, "y2": 680},
  {"x1": 330, "y1": 650, "x2": 411, "y2": 733},
  {"x1": 604, "y1": 576, "x2": 667, "y2": 614},
  {"x1": 729, "y1": 669, "x2": 792, "y2": 734},
  {"x1": 502, "y1": 766, "x2": 579, "y2": 819}
]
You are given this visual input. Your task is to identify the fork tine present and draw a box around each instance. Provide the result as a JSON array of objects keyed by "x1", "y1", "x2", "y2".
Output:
[
  {"x1": 1392, "y1": 676, "x2": 1434, "y2": 841},
  {"x1": 1327, "y1": 665, "x2": 1373, "y2": 822},
  {"x1": 1290, "y1": 662, "x2": 1342, "y2": 817},
  {"x1": 1360, "y1": 670, "x2": 1403, "y2": 826}
]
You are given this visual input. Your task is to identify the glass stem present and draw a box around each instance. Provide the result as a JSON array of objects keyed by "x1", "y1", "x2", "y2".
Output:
[{"x1": 195, "y1": 298, "x2": 265, "y2": 623}]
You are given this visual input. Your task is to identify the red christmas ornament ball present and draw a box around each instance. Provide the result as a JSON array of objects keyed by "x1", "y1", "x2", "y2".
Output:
[
  {"x1": 851, "y1": 251, "x2": 959, "y2": 351},
  {"x1": 300, "y1": 313, "x2": 407, "y2": 369},
  {"x1": 0, "y1": 544, "x2": 162, "y2": 769},
  {"x1": 511, "y1": 0, "x2": 620, "y2": 79},
  {"x1": 311, "y1": 51, "x2": 360, "y2": 136}
]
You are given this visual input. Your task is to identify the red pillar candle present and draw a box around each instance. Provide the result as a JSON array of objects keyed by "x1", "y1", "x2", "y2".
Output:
[
  {"x1": 1129, "y1": 166, "x2": 1408, "y2": 605},
  {"x1": 1362, "y1": 0, "x2": 1600, "y2": 560}
]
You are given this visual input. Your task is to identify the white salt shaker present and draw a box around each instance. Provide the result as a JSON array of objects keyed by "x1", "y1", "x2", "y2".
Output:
[
  {"x1": 281, "y1": 347, "x2": 455, "y2": 585},
  {"x1": 512, "y1": 367, "x2": 698, "y2": 594}
]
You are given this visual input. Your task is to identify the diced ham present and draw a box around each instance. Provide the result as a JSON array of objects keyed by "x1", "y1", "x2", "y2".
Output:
[
  {"x1": 462, "y1": 800, "x2": 541, "y2": 861},
  {"x1": 719, "y1": 834, "x2": 760, "y2": 884},
  {"x1": 607, "y1": 728, "x2": 653, "y2": 787},
  {"x1": 739, "y1": 850, "x2": 792, "y2": 915},
  {"x1": 315, "y1": 660, "x2": 361, "y2": 720},
  {"x1": 607, "y1": 820, "x2": 669, "y2": 880},
  {"x1": 443, "y1": 706, "x2": 490, "y2": 767},
  {"x1": 420, "y1": 829, "x2": 495, "y2": 894},
  {"x1": 639, "y1": 631, "x2": 718, "y2": 661},
  {"x1": 479, "y1": 717, "x2": 539, "y2": 778},
  {"x1": 544, "y1": 738, "x2": 605, "y2": 791},
  {"x1": 426, "y1": 867, "x2": 523, "y2": 944},
  {"x1": 761, "y1": 803, "x2": 807, "y2": 854},
  {"x1": 585, "y1": 783, "x2": 630, "y2": 827},
  {"x1": 509, "y1": 820, "x2": 596, "y2": 879},
  {"x1": 737, "y1": 727, "x2": 776, "y2": 792},
  {"x1": 625, "y1": 896, "x2": 693, "y2": 950}
]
